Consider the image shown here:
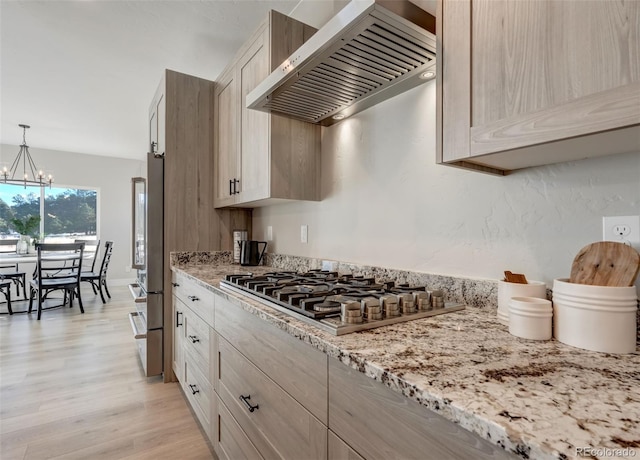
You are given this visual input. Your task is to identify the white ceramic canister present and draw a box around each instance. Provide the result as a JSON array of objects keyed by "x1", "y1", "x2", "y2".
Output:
[
  {"x1": 552, "y1": 278, "x2": 638, "y2": 354},
  {"x1": 508, "y1": 296, "x2": 553, "y2": 340},
  {"x1": 497, "y1": 280, "x2": 547, "y2": 326}
]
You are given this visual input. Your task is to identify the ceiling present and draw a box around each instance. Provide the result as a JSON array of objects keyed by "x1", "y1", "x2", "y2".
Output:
[
  {"x1": 0, "y1": 0, "x2": 303, "y2": 161},
  {"x1": 0, "y1": 0, "x2": 436, "y2": 161}
]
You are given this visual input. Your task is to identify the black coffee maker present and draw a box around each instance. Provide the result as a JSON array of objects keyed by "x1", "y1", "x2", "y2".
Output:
[{"x1": 238, "y1": 240, "x2": 267, "y2": 266}]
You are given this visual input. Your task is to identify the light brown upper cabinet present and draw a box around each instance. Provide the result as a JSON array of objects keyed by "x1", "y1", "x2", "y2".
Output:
[
  {"x1": 436, "y1": 0, "x2": 640, "y2": 175},
  {"x1": 214, "y1": 11, "x2": 320, "y2": 207}
]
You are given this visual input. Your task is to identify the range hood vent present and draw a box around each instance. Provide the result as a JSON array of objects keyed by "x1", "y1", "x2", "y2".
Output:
[{"x1": 247, "y1": 0, "x2": 436, "y2": 126}]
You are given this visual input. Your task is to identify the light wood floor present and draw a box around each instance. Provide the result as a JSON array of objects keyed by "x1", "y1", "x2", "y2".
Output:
[{"x1": 0, "y1": 285, "x2": 214, "y2": 460}]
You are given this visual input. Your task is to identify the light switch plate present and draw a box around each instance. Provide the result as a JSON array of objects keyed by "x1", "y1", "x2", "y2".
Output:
[
  {"x1": 266, "y1": 226, "x2": 273, "y2": 241},
  {"x1": 301, "y1": 225, "x2": 308, "y2": 243}
]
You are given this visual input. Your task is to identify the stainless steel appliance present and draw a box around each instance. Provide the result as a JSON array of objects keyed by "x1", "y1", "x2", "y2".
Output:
[
  {"x1": 220, "y1": 271, "x2": 464, "y2": 335},
  {"x1": 247, "y1": 0, "x2": 436, "y2": 126},
  {"x1": 128, "y1": 153, "x2": 164, "y2": 376}
]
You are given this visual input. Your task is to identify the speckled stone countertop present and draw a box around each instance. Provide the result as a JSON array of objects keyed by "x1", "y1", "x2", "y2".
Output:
[{"x1": 171, "y1": 253, "x2": 640, "y2": 460}]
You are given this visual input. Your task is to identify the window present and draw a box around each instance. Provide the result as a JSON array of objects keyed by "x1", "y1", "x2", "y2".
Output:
[{"x1": 0, "y1": 184, "x2": 98, "y2": 242}]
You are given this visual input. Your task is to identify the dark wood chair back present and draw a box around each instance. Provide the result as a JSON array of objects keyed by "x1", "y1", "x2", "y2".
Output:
[
  {"x1": 0, "y1": 239, "x2": 20, "y2": 269},
  {"x1": 34, "y1": 243, "x2": 85, "y2": 287},
  {"x1": 75, "y1": 239, "x2": 100, "y2": 272},
  {"x1": 99, "y1": 241, "x2": 114, "y2": 278}
]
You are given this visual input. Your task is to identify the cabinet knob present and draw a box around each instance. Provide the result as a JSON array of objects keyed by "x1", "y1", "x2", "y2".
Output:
[{"x1": 239, "y1": 394, "x2": 259, "y2": 413}]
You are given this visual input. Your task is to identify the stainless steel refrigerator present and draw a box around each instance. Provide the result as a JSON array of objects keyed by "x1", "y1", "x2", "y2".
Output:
[{"x1": 129, "y1": 152, "x2": 164, "y2": 377}]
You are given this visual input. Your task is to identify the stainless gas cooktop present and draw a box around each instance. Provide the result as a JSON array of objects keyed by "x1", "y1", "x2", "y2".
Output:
[{"x1": 220, "y1": 270, "x2": 464, "y2": 335}]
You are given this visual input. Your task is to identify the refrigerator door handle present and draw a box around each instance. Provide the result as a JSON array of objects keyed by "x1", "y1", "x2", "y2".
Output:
[
  {"x1": 129, "y1": 312, "x2": 147, "y2": 339},
  {"x1": 128, "y1": 283, "x2": 147, "y2": 303}
]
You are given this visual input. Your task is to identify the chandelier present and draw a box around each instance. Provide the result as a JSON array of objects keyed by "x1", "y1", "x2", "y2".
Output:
[{"x1": 3, "y1": 124, "x2": 53, "y2": 188}]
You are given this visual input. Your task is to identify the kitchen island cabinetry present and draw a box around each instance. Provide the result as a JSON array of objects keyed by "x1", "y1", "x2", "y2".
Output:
[
  {"x1": 171, "y1": 271, "x2": 216, "y2": 444},
  {"x1": 214, "y1": 10, "x2": 320, "y2": 208},
  {"x1": 328, "y1": 358, "x2": 514, "y2": 460},
  {"x1": 200, "y1": 285, "x2": 516, "y2": 460},
  {"x1": 214, "y1": 292, "x2": 328, "y2": 458},
  {"x1": 171, "y1": 295, "x2": 185, "y2": 383},
  {"x1": 172, "y1": 260, "x2": 640, "y2": 459},
  {"x1": 217, "y1": 337, "x2": 327, "y2": 459},
  {"x1": 436, "y1": 0, "x2": 640, "y2": 174}
]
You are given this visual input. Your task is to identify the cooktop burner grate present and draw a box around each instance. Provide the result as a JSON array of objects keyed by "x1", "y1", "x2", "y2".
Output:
[{"x1": 220, "y1": 270, "x2": 465, "y2": 335}]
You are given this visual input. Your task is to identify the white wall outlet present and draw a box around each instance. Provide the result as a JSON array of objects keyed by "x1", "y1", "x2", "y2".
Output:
[
  {"x1": 266, "y1": 226, "x2": 273, "y2": 241},
  {"x1": 301, "y1": 225, "x2": 308, "y2": 243},
  {"x1": 603, "y1": 215, "x2": 640, "y2": 247}
]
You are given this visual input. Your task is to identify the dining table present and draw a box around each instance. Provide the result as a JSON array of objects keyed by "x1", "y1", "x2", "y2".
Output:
[{"x1": 0, "y1": 252, "x2": 94, "y2": 314}]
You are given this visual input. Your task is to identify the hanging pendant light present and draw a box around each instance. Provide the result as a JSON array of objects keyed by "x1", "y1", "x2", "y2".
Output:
[{"x1": 2, "y1": 124, "x2": 53, "y2": 188}]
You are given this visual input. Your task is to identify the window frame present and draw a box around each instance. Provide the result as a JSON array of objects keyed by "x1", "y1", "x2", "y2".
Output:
[{"x1": 0, "y1": 183, "x2": 100, "y2": 242}]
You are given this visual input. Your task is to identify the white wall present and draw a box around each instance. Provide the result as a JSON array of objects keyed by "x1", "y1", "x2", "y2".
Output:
[
  {"x1": 253, "y1": 1, "x2": 640, "y2": 288},
  {"x1": 0, "y1": 144, "x2": 144, "y2": 283}
]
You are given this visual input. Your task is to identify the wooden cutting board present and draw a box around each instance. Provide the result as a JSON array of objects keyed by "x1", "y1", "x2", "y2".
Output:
[{"x1": 569, "y1": 241, "x2": 640, "y2": 286}]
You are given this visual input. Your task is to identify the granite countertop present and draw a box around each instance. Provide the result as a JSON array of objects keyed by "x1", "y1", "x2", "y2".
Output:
[{"x1": 172, "y1": 260, "x2": 640, "y2": 460}]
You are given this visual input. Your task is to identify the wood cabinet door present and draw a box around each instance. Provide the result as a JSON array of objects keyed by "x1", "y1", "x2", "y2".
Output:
[
  {"x1": 328, "y1": 431, "x2": 364, "y2": 460},
  {"x1": 171, "y1": 295, "x2": 185, "y2": 382},
  {"x1": 328, "y1": 358, "x2": 516, "y2": 460},
  {"x1": 238, "y1": 28, "x2": 271, "y2": 203},
  {"x1": 218, "y1": 337, "x2": 327, "y2": 459},
  {"x1": 214, "y1": 68, "x2": 239, "y2": 207},
  {"x1": 438, "y1": 0, "x2": 640, "y2": 173}
]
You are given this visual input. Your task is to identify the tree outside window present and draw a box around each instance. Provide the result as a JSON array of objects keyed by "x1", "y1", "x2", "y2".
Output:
[{"x1": 0, "y1": 184, "x2": 97, "y2": 242}]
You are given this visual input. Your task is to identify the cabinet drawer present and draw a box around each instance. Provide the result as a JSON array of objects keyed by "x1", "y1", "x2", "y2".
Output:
[
  {"x1": 216, "y1": 395, "x2": 263, "y2": 460},
  {"x1": 184, "y1": 352, "x2": 212, "y2": 436},
  {"x1": 172, "y1": 295, "x2": 186, "y2": 383},
  {"x1": 328, "y1": 358, "x2": 515, "y2": 460},
  {"x1": 218, "y1": 337, "x2": 327, "y2": 459},
  {"x1": 172, "y1": 271, "x2": 214, "y2": 327},
  {"x1": 215, "y1": 294, "x2": 327, "y2": 423},
  {"x1": 183, "y1": 306, "x2": 211, "y2": 381}
]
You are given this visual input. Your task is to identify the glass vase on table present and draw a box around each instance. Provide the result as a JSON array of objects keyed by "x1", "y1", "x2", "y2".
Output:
[{"x1": 17, "y1": 236, "x2": 29, "y2": 255}]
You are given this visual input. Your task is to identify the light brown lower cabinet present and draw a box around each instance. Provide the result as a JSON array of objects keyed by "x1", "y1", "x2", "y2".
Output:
[
  {"x1": 172, "y1": 275, "x2": 517, "y2": 459},
  {"x1": 215, "y1": 394, "x2": 262, "y2": 460},
  {"x1": 171, "y1": 272, "x2": 216, "y2": 447},
  {"x1": 183, "y1": 348, "x2": 212, "y2": 437},
  {"x1": 328, "y1": 358, "x2": 516, "y2": 460},
  {"x1": 328, "y1": 431, "x2": 364, "y2": 460},
  {"x1": 217, "y1": 336, "x2": 327, "y2": 459}
]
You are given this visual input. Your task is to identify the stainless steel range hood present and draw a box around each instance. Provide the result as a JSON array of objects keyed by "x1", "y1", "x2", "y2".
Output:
[{"x1": 246, "y1": 0, "x2": 436, "y2": 126}]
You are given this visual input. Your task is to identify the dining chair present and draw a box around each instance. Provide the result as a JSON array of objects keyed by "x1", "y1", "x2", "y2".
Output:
[
  {"x1": 28, "y1": 243, "x2": 85, "y2": 320},
  {"x1": 0, "y1": 239, "x2": 27, "y2": 299},
  {"x1": 75, "y1": 239, "x2": 100, "y2": 272},
  {"x1": 0, "y1": 277, "x2": 12, "y2": 314},
  {"x1": 80, "y1": 241, "x2": 113, "y2": 303}
]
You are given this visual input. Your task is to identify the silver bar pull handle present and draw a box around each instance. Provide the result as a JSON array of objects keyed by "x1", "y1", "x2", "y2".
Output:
[
  {"x1": 128, "y1": 283, "x2": 146, "y2": 303},
  {"x1": 128, "y1": 312, "x2": 147, "y2": 339}
]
